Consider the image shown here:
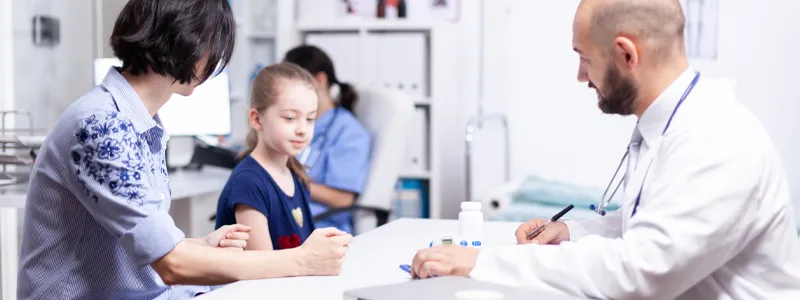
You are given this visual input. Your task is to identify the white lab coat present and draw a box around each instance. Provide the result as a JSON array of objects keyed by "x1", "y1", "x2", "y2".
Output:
[{"x1": 470, "y1": 69, "x2": 800, "y2": 299}]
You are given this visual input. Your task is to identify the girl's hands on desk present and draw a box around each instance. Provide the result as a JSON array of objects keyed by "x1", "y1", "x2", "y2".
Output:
[
  {"x1": 297, "y1": 227, "x2": 353, "y2": 276},
  {"x1": 205, "y1": 224, "x2": 252, "y2": 250}
]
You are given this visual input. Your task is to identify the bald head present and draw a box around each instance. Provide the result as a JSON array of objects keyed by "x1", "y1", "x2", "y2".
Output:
[{"x1": 578, "y1": 0, "x2": 686, "y2": 62}]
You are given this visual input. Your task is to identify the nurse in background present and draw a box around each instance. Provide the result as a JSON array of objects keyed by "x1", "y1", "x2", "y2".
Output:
[{"x1": 283, "y1": 45, "x2": 372, "y2": 235}]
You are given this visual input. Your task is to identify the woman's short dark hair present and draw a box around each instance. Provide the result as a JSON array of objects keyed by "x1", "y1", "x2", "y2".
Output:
[
  {"x1": 283, "y1": 45, "x2": 360, "y2": 115},
  {"x1": 110, "y1": 0, "x2": 236, "y2": 85}
]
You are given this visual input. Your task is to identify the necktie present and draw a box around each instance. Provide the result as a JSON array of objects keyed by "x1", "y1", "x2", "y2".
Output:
[{"x1": 624, "y1": 128, "x2": 643, "y2": 187}]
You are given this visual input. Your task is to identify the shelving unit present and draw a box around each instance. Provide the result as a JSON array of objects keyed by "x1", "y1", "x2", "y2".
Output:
[
  {"x1": 279, "y1": 2, "x2": 458, "y2": 219},
  {"x1": 228, "y1": 1, "x2": 459, "y2": 219},
  {"x1": 226, "y1": 0, "x2": 280, "y2": 145}
]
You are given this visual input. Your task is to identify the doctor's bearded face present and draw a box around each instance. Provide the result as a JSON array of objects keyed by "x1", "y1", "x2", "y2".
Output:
[
  {"x1": 573, "y1": 0, "x2": 640, "y2": 116},
  {"x1": 593, "y1": 63, "x2": 638, "y2": 115},
  {"x1": 577, "y1": 50, "x2": 638, "y2": 116}
]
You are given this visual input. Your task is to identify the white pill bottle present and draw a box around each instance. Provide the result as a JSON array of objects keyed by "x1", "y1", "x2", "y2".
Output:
[{"x1": 458, "y1": 201, "x2": 484, "y2": 247}]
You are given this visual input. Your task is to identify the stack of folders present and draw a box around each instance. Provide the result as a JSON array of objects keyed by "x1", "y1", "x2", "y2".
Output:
[
  {"x1": 403, "y1": 107, "x2": 429, "y2": 174},
  {"x1": 391, "y1": 179, "x2": 427, "y2": 220}
]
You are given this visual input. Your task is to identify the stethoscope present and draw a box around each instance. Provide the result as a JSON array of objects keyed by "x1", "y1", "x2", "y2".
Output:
[
  {"x1": 297, "y1": 108, "x2": 340, "y2": 171},
  {"x1": 590, "y1": 72, "x2": 701, "y2": 217}
]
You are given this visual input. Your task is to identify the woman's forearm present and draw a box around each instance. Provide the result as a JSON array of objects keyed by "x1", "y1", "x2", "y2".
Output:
[
  {"x1": 152, "y1": 239, "x2": 306, "y2": 286},
  {"x1": 185, "y1": 238, "x2": 209, "y2": 246},
  {"x1": 309, "y1": 183, "x2": 355, "y2": 208}
]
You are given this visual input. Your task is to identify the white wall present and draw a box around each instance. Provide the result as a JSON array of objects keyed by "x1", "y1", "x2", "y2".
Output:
[
  {"x1": 12, "y1": 0, "x2": 94, "y2": 131},
  {"x1": 437, "y1": 0, "x2": 634, "y2": 219},
  {"x1": 435, "y1": 0, "x2": 518, "y2": 219},
  {"x1": 503, "y1": 0, "x2": 635, "y2": 189},
  {"x1": 705, "y1": 0, "x2": 800, "y2": 218},
  {"x1": 0, "y1": 0, "x2": 14, "y2": 116},
  {"x1": 459, "y1": 0, "x2": 800, "y2": 219}
]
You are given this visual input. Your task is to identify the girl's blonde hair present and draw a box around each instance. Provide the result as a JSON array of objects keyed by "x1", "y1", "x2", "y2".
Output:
[{"x1": 241, "y1": 63, "x2": 318, "y2": 184}]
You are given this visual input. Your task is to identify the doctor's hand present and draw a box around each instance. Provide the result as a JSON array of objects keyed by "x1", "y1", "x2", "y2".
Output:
[
  {"x1": 410, "y1": 245, "x2": 480, "y2": 279},
  {"x1": 297, "y1": 227, "x2": 353, "y2": 276},
  {"x1": 205, "y1": 224, "x2": 252, "y2": 250},
  {"x1": 515, "y1": 219, "x2": 570, "y2": 245}
]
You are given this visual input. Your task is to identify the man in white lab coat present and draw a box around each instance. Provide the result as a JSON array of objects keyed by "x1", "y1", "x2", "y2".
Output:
[{"x1": 410, "y1": 0, "x2": 800, "y2": 298}]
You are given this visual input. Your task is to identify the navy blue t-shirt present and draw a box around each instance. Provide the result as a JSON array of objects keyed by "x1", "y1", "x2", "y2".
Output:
[{"x1": 215, "y1": 155, "x2": 315, "y2": 250}]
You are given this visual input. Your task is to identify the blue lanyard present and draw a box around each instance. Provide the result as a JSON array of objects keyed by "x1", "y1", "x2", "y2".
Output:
[
  {"x1": 630, "y1": 72, "x2": 700, "y2": 217},
  {"x1": 313, "y1": 108, "x2": 340, "y2": 152}
]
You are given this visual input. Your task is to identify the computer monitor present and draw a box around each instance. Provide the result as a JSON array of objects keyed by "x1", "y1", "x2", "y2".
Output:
[{"x1": 92, "y1": 58, "x2": 232, "y2": 136}]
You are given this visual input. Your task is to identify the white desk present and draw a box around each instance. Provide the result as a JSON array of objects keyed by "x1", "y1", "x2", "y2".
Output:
[
  {"x1": 166, "y1": 167, "x2": 232, "y2": 238},
  {"x1": 196, "y1": 219, "x2": 528, "y2": 300},
  {"x1": 0, "y1": 166, "x2": 231, "y2": 300}
]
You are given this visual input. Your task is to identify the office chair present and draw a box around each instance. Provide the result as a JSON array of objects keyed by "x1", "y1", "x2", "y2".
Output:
[{"x1": 313, "y1": 86, "x2": 415, "y2": 235}]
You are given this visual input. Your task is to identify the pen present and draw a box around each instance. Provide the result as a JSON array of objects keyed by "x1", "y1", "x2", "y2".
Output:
[{"x1": 526, "y1": 204, "x2": 575, "y2": 240}]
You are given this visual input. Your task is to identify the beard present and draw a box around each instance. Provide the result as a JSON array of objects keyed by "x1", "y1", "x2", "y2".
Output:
[{"x1": 595, "y1": 64, "x2": 638, "y2": 115}]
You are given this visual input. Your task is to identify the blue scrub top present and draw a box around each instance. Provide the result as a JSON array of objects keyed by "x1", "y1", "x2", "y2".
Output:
[{"x1": 301, "y1": 107, "x2": 372, "y2": 234}]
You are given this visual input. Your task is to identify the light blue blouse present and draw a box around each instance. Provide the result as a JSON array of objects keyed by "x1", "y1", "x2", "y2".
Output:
[{"x1": 17, "y1": 67, "x2": 206, "y2": 299}]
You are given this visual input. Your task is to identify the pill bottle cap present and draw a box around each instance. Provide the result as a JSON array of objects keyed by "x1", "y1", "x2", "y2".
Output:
[{"x1": 461, "y1": 201, "x2": 482, "y2": 211}]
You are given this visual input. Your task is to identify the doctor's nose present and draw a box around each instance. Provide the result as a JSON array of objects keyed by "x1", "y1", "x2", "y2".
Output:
[
  {"x1": 577, "y1": 68, "x2": 589, "y2": 83},
  {"x1": 577, "y1": 61, "x2": 589, "y2": 83}
]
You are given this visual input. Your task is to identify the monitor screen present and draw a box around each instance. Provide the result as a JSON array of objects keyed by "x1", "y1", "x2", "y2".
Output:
[{"x1": 93, "y1": 58, "x2": 232, "y2": 136}]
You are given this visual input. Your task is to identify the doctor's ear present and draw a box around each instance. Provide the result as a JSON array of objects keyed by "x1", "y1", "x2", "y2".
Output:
[{"x1": 613, "y1": 37, "x2": 639, "y2": 70}]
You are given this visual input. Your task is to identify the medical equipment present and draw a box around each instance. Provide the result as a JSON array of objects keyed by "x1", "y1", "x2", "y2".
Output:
[
  {"x1": 590, "y1": 72, "x2": 701, "y2": 216},
  {"x1": 297, "y1": 108, "x2": 340, "y2": 171},
  {"x1": 589, "y1": 153, "x2": 627, "y2": 216},
  {"x1": 430, "y1": 234, "x2": 482, "y2": 248},
  {"x1": 430, "y1": 235, "x2": 455, "y2": 246}
]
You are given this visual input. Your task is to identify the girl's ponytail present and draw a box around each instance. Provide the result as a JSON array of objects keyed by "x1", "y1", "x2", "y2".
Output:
[
  {"x1": 239, "y1": 128, "x2": 258, "y2": 160},
  {"x1": 287, "y1": 156, "x2": 311, "y2": 186}
]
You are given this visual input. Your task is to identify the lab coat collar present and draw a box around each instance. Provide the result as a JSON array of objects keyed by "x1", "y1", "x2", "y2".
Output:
[
  {"x1": 637, "y1": 68, "x2": 697, "y2": 145},
  {"x1": 100, "y1": 66, "x2": 169, "y2": 151}
]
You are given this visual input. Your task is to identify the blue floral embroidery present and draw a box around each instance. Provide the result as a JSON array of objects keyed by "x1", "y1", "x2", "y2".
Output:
[
  {"x1": 72, "y1": 111, "x2": 148, "y2": 205},
  {"x1": 97, "y1": 139, "x2": 123, "y2": 160}
]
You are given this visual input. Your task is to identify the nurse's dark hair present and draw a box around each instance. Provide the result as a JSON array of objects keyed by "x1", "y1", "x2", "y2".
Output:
[
  {"x1": 110, "y1": 0, "x2": 236, "y2": 85},
  {"x1": 242, "y1": 63, "x2": 318, "y2": 184},
  {"x1": 283, "y1": 45, "x2": 360, "y2": 115}
]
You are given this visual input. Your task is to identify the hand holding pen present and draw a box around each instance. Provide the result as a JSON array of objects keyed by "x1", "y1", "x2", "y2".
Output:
[{"x1": 514, "y1": 204, "x2": 575, "y2": 245}]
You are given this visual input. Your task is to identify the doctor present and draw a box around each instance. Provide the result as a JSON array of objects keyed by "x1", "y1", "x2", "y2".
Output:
[{"x1": 410, "y1": 0, "x2": 800, "y2": 298}]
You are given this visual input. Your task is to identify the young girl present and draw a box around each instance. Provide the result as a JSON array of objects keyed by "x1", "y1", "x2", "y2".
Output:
[
  {"x1": 283, "y1": 45, "x2": 372, "y2": 235},
  {"x1": 215, "y1": 63, "x2": 332, "y2": 250}
]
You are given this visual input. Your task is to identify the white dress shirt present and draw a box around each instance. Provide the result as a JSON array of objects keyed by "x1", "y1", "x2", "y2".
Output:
[{"x1": 470, "y1": 69, "x2": 800, "y2": 299}]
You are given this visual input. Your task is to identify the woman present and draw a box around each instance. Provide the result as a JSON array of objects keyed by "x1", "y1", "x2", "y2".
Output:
[
  {"x1": 17, "y1": 1, "x2": 349, "y2": 299},
  {"x1": 284, "y1": 45, "x2": 372, "y2": 235}
]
